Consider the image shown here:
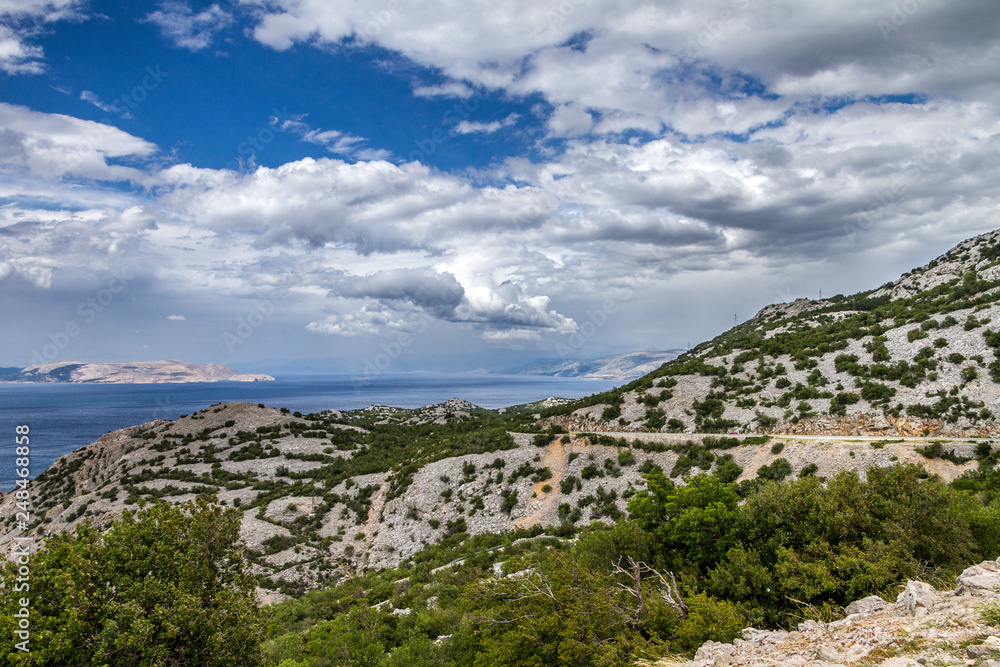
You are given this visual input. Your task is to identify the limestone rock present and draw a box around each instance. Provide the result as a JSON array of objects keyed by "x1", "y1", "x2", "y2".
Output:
[
  {"x1": 970, "y1": 644, "x2": 1000, "y2": 658},
  {"x1": 694, "y1": 640, "x2": 735, "y2": 665},
  {"x1": 956, "y1": 558, "x2": 1000, "y2": 596},
  {"x1": 814, "y1": 646, "x2": 842, "y2": 662},
  {"x1": 895, "y1": 580, "x2": 939, "y2": 616},
  {"x1": 845, "y1": 594, "x2": 888, "y2": 616}
]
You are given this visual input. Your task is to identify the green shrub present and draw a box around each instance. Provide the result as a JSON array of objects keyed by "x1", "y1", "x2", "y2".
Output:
[
  {"x1": 756, "y1": 458, "x2": 792, "y2": 482},
  {"x1": 618, "y1": 450, "x2": 636, "y2": 467},
  {"x1": 670, "y1": 593, "x2": 746, "y2": 654},
  {"x1": 799, "y1": 463, "x2": 819, "y2": 477},
  {"x1": 714, "y1": 454, "x2": 743, "y2": 484},
  {"x1": 560, "y1": 475, "x2": 582, "y2": 494},
  {"x1": 860, "y1": 382, "x2": 896, "y2": 404}
]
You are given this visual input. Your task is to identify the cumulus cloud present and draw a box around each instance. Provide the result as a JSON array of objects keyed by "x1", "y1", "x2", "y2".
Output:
[
  {"x1": 546, "y1": 103, "x2": 593, "y2": 137},
  {"x1": 6, "y1": 0, "x2": 1000, "y2": 365},
  {"x1": 305, "y1": 304, "x2": 413, "y2": 336},
  {"x1": 0, "y1": 0, "x2": 84, "y2": 74},
  {"x1": 0, "y1": 103, "x2": 159, "y2": 195},
  {"x1": 324, "y1": 268, "x2": 577, "y2": 335},
  {"x1": 166, "y1": 314, "x2": 185, "y2": 320},
  {"x1": 332, "y1": 269, "x2": 465, "y2": 316},
  {"x1": 143, "y1": 2, "x2": 233, "y2": 52},
  {"x1": 240, "y1": 0, "x2": 1000, "y2": 141}
]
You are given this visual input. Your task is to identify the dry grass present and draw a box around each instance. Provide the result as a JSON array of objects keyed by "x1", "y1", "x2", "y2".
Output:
[{"x1": 635, "y1": 656, "x2": 690, "y2": 667}]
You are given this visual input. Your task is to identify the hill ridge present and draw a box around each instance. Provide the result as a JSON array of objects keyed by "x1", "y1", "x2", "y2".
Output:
[{"x1": 546, "y1": 228, "x2": 1000, "y2": 437}]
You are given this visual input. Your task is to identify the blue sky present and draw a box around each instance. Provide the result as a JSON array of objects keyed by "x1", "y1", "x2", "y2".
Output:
[{"x1": 2, "y1": 0, "x2": 999, "y2": 375}]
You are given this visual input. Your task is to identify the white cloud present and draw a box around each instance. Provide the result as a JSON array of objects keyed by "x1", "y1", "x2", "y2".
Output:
[
  {"x1": 547, "y1": 104, "x2": 593, "y2": 137},
  {"x1": 0, "y1": 103, "x2": 158, "y2": 182},
  {"x1": 0, "y1": 24, "x2": 44, "y2": 74},
  {"x1": 79, "y1": 90, "x2": 128, "y2": 117},
  {"x1": 6, "y1": 0, "x2": 1000, "y2": 370},
  {"x1": 167, "y1": 314, "x2": 185, "y2": 320},
  {"x1": 239, "y1": 0, "x2": 1000, "y2": 142},
  {"x1": 143, "y1": 2, "x2": 233, "y2": 52},
  {"x1": 480, "y1": 328, "x2": 542, "y2": 342},
  {"x1": 305, "y1": 305, "x2": 412, "y2": 337},
  {"x1": 0, "y1": 0, "x2": 85, "y2": 74},
  {"x1": 454, "y1": 114, "x2": 519, "y2": 135},
  {"x1": 272, "y1": 114, "x2": 393, "y2": 161},
  {"x1": 413, "y1": 81, "x2": 475, "y2": 99}
]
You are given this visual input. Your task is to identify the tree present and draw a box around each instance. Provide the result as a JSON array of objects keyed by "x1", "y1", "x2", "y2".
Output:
[
  {"x1": 0, "y1": 499, "x2": 264, "y2": 666},
  {"x1": 628, "y1": 472, "x2": 739, "y2": 573},
  {"x1": 461, "y1": 550, "x2": 666, "y2": 667}
]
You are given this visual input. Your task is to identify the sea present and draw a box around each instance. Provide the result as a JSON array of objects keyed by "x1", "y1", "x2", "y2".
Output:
[{"x1": 0, "y1": 373, "x2": 618, "y2": 491}]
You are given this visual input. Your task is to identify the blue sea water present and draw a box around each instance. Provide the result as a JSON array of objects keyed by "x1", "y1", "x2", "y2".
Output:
[{"x1": 0, "y1": 373, "x2": 617, "y2": 491}]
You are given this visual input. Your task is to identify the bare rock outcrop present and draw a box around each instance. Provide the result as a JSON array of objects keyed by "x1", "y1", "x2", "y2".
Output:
[
  {"x1": 957, "y1": 558, "x2": 1000, "y2": 596},
  {"x1": 682, "y1": 558, "x2": 1000, "y2": 667}
]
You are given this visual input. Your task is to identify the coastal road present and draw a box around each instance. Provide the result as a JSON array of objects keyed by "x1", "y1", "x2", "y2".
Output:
[{"x1": 571, "y1": 431, "x2": 995, "y2": 443}]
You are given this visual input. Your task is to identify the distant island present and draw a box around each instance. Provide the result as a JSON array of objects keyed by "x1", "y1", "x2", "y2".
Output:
[
  {"x1": 520, "y1": 350, "x2": 682, "y2": 379},
  {"x1": 0, "y1": 360, "x2": 275, "y2": 384}
]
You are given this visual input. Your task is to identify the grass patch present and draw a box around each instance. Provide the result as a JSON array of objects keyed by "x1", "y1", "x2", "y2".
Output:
[{"x1": 982, "y1": 603, "x2": 1000, "y2": 626}]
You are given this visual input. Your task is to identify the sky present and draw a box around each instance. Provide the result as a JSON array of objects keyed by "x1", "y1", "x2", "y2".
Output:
[{"x1": 1, "y1": 0, "x2": 999, "y2": 375}]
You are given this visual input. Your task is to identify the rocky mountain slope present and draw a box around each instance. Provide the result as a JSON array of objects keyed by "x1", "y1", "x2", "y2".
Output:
[
  {"x1": 4, "y1": 230, "x2": 1000, "y2": 607},
  {"x1": 0, "y1": 399, "x2": 989, "y2": 602},
  {"x1": 3, "y1": 360, "x2": 274, "y2": 383},
  {"x1": 681, "y1": 558, "x2": 1000, "y2": 667},
  {"x1": 549, "y1": 229, "x2": 1000, "y2": 438}
]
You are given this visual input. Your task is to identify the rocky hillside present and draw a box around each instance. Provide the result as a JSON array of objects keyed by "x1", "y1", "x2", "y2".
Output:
[
  {"x1": 3, "y1": 360, "x2": 274, "y2": 383},
  {"x1": 1, "y1": 399, "x2": 991, "y2": 602},
  {"x1": 5, "y1": 230, "x2": 1000, "y2": 606},
  {"x1": 682, "y1": 558, "x2": 1000, "y2": 667},
  {"x1": 551, "y1": 228, "x2": 1000, "y2": 437}
]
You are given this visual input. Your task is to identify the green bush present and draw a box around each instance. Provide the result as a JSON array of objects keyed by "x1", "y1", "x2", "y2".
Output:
[
  {"x1": 560, "y1": 475, "x2": 582, "y2": 494},
  {"x1": 0, "y1": 499, "x2": 263, "y2": 666},
  {"x1": 670, "y1": 593, "x2": 746, "y2": 655},
  {"x1": 756, "y1": 458, "x2": 792, "y2": 482}
]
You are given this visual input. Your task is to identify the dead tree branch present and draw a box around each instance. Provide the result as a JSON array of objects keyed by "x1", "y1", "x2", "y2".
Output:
[{"x1": 612, "y1": 556, "x2": 688, "y2": 619}]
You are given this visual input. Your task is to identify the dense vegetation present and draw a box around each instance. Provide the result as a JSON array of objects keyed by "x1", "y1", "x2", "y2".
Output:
[
  {"x1": 260, "y1": 456, "x2": 1000, "y2": 666},
  {"x1": 0, "y1": 500, "x2": 264, "y2": 666}
]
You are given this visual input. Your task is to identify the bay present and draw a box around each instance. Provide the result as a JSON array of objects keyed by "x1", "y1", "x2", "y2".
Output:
[{"x1": 0, "y1": 373, "x2": 617, "y2": 491}]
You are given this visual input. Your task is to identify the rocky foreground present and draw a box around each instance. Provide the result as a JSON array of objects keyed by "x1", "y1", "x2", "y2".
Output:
[{"x1": 682, "y1": 559, "x2": 1000, "y2": 667}]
